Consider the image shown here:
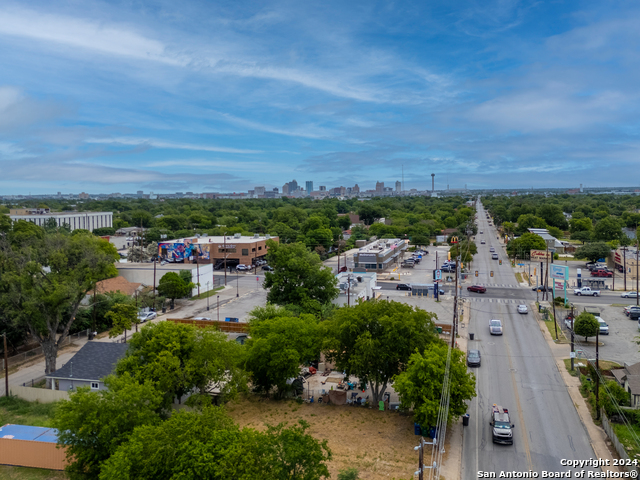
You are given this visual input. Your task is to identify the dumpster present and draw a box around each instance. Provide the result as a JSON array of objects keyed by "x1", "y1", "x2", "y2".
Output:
[
  {"x1": 437, "y1": 326, "x2": 443, "y2": 334},
  {"x1": 462, "y1": 414, "x2": 470, "y2": 426}
]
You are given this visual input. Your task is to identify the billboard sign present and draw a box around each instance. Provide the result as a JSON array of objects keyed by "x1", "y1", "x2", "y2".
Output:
[
  {"x1": 550, "y1": 265, "x2": 569, "y2": 281},
  {"x1": 530, "y1": 250, "x2": 552, "y2": 261}
]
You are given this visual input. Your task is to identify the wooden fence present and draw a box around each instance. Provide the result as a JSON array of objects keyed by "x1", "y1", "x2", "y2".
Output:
[{"x1": 168, "y1": 318, "x2": 249, "y2": 333}]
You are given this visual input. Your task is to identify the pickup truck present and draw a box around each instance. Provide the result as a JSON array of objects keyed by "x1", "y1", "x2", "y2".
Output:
[{"x1": 573, "y1": 287, "x2": 600, "y2": 296}]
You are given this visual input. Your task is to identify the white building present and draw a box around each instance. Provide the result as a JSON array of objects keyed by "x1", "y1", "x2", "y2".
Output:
[{"x1": 9, "y1": 209, "x2": 113, "y2": 232}]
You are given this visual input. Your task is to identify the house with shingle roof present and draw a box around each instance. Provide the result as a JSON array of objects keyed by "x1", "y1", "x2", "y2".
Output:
[
  {"x1": 94, "y1": 275, "x2": 143, "y2": 297},
  {"x1": 46, "y1": 342, "x2": 129, "y2": 392},
  {"x1": 612, "y1": 362, "x2": 640, "y2": 407}
]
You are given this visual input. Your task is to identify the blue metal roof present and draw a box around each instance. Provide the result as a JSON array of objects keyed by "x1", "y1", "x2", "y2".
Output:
[{"x1": 0, "y1": 424, "x2": 60, "y2": 443}]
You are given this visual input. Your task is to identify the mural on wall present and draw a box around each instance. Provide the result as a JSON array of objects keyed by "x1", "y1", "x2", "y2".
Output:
[{"x1": 159, "y1": 239, "x2": 210, "y2": 262}]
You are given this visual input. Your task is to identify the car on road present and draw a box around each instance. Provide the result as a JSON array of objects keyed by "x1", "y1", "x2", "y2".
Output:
[
  {"x1": 467, "y1": 350, "x2": 481, "y2": 367},
  {"x1": 621, "y1": 291, "x2": 639, "y2": 298},
  {"x1": 532, "y1": 285, "x2": 550, "y2": 292},
  {"x1": 396, "y1": 283, "x2": 412, "y2": 291},
  {"x1": 591, "y1": 269, "x2": 612, "y2": 277},
  {"x1": 573, "y1": 287, "x2": 600, "y2": 296},
  {"x1": 489, "y1": 319, "x2": 503, "y2": 335},
  {"x1": 517, "y1": 305, "x2": 528, "y2": 314},
  {"x1": 480, "y1": 240, "x2": 486, "y2": 244},
  {"x1": 467, "y1": 285, "x2": 487, "y2": 293},
  {"x1": 236, "y1": 264, "x2": 251, "y2": 271},
  {"x1": 480, "y1": 231, "x2": 484, "y2": 234},
  {"x1": 138, "y1": 311, "x2": 157, "y2": 323},
  {"x1": 489, "y1": 247, "x2": 495, "y2": 252},
  {"x1": 262, "y1": 265, "x2": 274, "y2": 271},
  {"x1": 491, "y1": 253, "x2": 499, "y2": 260},
  {"x1": 441, "y1": 265, "x2": 456, "y2": 272}
]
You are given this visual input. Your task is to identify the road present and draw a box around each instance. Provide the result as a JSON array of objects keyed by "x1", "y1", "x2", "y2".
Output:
[{"x1": 461, "y1": 201, "x2": 598, "y2": 477}]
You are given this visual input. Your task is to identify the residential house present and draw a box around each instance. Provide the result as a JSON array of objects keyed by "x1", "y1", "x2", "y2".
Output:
[{"x1": 612, "y1": 362, "x2": 640, "y2": 407}]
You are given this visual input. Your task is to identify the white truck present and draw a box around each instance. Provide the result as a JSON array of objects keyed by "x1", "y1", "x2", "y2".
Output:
[{"x1": 573, "y1": 287, "x2": 600, "y2": 297}]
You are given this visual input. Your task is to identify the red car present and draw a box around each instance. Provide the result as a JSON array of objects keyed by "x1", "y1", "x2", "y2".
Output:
[
  {"x1": 467, "y1": 285, "x2": 487, "y2": 293},
  {"x1": 591, "y1": 269, "x2": 612, "y2": 277}
]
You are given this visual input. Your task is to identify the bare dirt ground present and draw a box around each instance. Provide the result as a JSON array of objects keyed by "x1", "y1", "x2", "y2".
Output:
[{"x1": 226, "y1": 396, "x2": 424, "y2": 480}]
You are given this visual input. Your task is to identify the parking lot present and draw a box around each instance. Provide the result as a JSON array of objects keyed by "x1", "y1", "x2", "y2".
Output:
[{"x1": 560, "y1": 302, "x2": 640, "y2": 364}]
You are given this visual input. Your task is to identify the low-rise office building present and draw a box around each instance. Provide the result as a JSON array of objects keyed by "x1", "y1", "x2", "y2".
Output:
[
  {"x1": 353, "y1": 238, "x2": 408, "y2": 272},
  {"x1": 9, "y1": 209, "x2": 113, "y2": 232},
  {"x1": 158, "y1": 233, "x2": 279, "y2": 267}
]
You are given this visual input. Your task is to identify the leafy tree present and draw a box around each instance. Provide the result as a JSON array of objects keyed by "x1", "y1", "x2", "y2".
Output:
[
  {"x1": 157, "y1": 271, "x2": 193, "y2": 306},
  {"x1": 600, "y1": 380, "x2": 630, "y2": 416},
  {"x1": 547, "y1": 226, "x2": 564, "y2": 239},
  {"x1": 449, "y1": 240, "x2": 477, "y2": 264},
  {"x1": 0, "y1": 231, "x2": 119, "y2": 383},
  {"x1": 411, "y1": 234, "x2": 430, "y2": 247},
  {"x1": 515, "y1": 214, "x2": 547, "y2": 234},
  {"x1": 506, "y1": 232, "x2": 546, "y2": 258},
  {"x1": 53, "y1": 374, "x2": 164, "y2": 479},
  {"x1": 93, "y1": 227, "x2": 117, "y2": 236},
  {"x1": 574, "y1": 242, "x2": 611, "y2": 263},
  {"x1": 573, "y1": 312, "x2": 599, "y2": 342},
  {"x1": 337, "y1": 215, "x2": 351, "y2": 230},
  {"x1": 246, "y1": 314, "x2": 321, "y2": 397},
  {"x1": 570, "y1": 217, "x2": 593, "y2": 233},
  {"x1": 263, "y1": 241, "x2": 338, "y2": 314},
  {"x1": 394, "y1": 342, "x2": 476, "y2": 427},
  {"x1": 357, "y1": 203, "x2": 383, "y2": 226},
  {"x1": 322, "y1": 300, "x2": 438, "y2": 403},
  {"x1": 537, "y1": 204, "x2": 568, "y2": 229},
  {"x1": 99, "y1": 411, "x2": 331, "y2": 480},
  {"x1": 106, "y1": 303, "x2": 137, "y2": 341},
  {"x1": 593, "y1": 216, "x2": 623, "y2": 241},
  {"x1": 571, "y1": 230, "x2": 592, "y2": 244}
]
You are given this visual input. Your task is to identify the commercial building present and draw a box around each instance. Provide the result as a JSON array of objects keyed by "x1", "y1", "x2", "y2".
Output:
[
  {"x1": 305, "y1": 181, "x2": 313, "y2": 195},
  {"x1": 9, "y1": 209, "x2": 113, "y2": 232},
  {"x1": 353, "y1": 238, "x2": 408, "y2": 272},
  {"x1": 614, "y1": 247, "x2": 639, "y2": 281},
  {"x1": 158, "y1": 233, "x2": 279, "y2": 268},
  {"x1": 376, "y1": 181, "x2": 384, "y2": 193},
  {"x1": 395, "y1": 181, "x2": 401, "y2": 192},
  {"x1": 333, "y1": 271, "x2": 378, "y2": 306}
]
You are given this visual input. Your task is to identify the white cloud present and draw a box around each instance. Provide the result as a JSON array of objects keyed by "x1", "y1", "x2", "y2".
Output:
[{"x1": 85, "y1": 137, "x2": 262, "y2": 154}]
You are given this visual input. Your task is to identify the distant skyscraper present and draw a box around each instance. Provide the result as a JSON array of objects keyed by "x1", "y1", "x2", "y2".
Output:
[
  {"x1": 395, "y1": 181, "x2": 401, "y2": 192},
  {"x1": 282, "y1": 183, "x2": 290, "y2": 195},
  {"x1": 352, "y1": 184, "x2": 360, "y2": 193},
  {"x1": 254, "y1": 186, "x2": 266, "y2": 196},
  {"x1": 376, "y1": 182, "x2": 384, "y2": 193},
  {"x1": 306, "y1": 181, "x2": 313, "y2": 195},
  {"x1": 289, "y1": 179, "x2": 298, "y2": 192},
  {"x1": 319, "y1": 186, "x2": 326, "y2": 191}
]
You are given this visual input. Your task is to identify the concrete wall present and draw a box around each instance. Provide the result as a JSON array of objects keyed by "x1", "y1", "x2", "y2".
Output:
[
  {"x1": 117, "y1": 263, "x2": 215, "y2": 297},
  {"x1": 9, "y1": 385, "x2": 69, "y2": 403}
]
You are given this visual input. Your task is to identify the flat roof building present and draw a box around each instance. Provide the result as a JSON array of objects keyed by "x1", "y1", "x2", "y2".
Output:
[
  {"x1": 353, "y1": 238, "x2": 408, "y2": 272},
  {"x1": 9, "y1": 210, "x2": 113, "y2": 232}
]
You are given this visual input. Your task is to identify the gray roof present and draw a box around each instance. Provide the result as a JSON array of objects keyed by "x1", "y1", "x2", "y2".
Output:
[{"x1": 46, "y1": 342, "x2": 129, "y2": 382}]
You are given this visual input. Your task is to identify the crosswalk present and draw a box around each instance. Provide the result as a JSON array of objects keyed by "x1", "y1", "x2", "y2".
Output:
[
  {"x1": 479, "y1": 283, "x2": 521, "y2": 288},
  {"x1": 465, "y1": 297, "x2": 528, "y2": 304}
]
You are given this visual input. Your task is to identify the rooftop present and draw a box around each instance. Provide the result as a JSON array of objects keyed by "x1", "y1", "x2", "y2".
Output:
[
  {"x1": 160, "y1": 234, "x2": 277, "y2": 245},
  {"x1": 46, "y1": 342, "x2": 129, "y2": 382},
  {"x1": 356, "y1": 238, "x2": 406, "y2": 256},
  {"x1": 94, "y1": 276, "x2": 142, "y2": 296},
  {"x1": 0, "y1": 424, "x2": 59, "y2": 443}
]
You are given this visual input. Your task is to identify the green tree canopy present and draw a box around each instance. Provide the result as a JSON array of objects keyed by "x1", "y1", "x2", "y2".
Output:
[
  {"x1": 570, "y1": 217, "x2": 593, "y2": 233},
  {"x1": 573, "y1": 312, "x2": 599, "y2": 342},
  {"x1": 322, "y1": 300, "x2": 438, "y2": 403},
  {"x1": 593, "y1": 216, "x2": 623, "y2": 241},
  {"x1": 506, "y1": 232, "x2": 547, "y2": 258},
  {"x1": 449, "y1": 240, "x2": 477, "y2": 264},
  {"x1": 263, "y1": 241, "x2": 338, "y2": 314},
  {"x1": 574, "y1": 242, "x2": 611, "y2": 263},
  {"x1": 571, "y1": 230, "x2": 592, "y2": 244},
  {"x1": 157, "y1": 271, "x2": 193, "y2": 304},
  {"x1": 394, "y1": 342, "x2": 476, "y2": 427},
  {"x1": 106, "y1": 303, "x2": 137, "y2": 341},
  {"x1": 515, "y1": 214, "x2": 547, "y2": 234}
]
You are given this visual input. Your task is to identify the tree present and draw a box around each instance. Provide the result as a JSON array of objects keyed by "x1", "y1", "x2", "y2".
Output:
[
  {"x1": 53, "y1": 374, "x2": 164, "y2": 479},
  {"x1": 322, "y1": 300, "x2": 438, "y2": 403},
  {"x1": 515, "y1": 214, "x2": 547, "y2": 234},
  {"x1": 506, "y1": 232, "x2": 546, "y2": 258},
  {"x1": 571, "y1": 230, "x2": 592, "y2": 244},
  {"x1": 0, "y1": 231, "x2": 119, "y2": 383},
  {"x1": 99, "y1": 410, "x2": 331, "y2": 480},
  {"x1": 593, "y1": 216, "x2": 623, "y2": 242},
  {"x1": 573, "y1": 312, "x2": 599, "y2": 342},
  {"x1": 337, "y1": 215, "x2": 351, "y2": 230},
  {"x1": 157, "y1": 271, "x2": 192, "y2": 307},
  {"x1": 574, "y1": 242, "x2": 611, "y2": 263},
  {"x1": 106, "y1": 303, "x2": 137, "y2": 342},
  {"x1": 263, "y1": 241, "x2": 338, "y2": 314},
  {"x1": 394, "y1": 342, "x2": 476, "y2": 427},
  {"x1": 245, "y1": 314, "x2": 321, "y2": 397},
  {"x1": 537, "y1": 204, "x2": 568, "y2": 229},
  {"x1": 547, "y1": 226, "x2": 564, "y2": 239},
  {"x1": 449, "y1": 240, "x2": 477, "y2": 264},
  {"x1": 357, "y1": 203, "x2": 383, "y2": 226},
  {"x1": 570, "y1": 217, "x2": 593, "y2": 233}
]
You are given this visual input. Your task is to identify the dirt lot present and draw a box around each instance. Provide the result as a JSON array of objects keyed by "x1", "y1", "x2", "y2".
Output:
[{"x1": 226, "y1": 396, "x2": 421, "y2": 480}]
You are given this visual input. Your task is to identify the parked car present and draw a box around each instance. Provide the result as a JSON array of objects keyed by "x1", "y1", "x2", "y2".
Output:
[
  {"x1": 467, "y1": 285, "x2": 487, "y2": 293},
  {"x1": 624, "y1": 305, "x2": 640, "y2": 316},
  {"x1": 489, "y1": 319, "x2": 503, "y2": 335},
  {"x1": 467, "y1": 350, "x2": 481, "y2": 367},
  {"x1": 138, "y1": 311, "x2": 157, "y2": 323},
  {"x1": 621, "y1": 291, "x2": 639, "y2": 298},
  {"x1": 480, "y1": 240, "x2": 486, "y2": 244},
  {"x1": 627, "y1": 306, "x2": 640, "y2": 320},
  {"x1": 236, "y1": 264, "x2": 251, "y2": 271},
  {"x1": 492, "y1": 253, "x2": 499, "y2": 260},
  {"x1": 441, "y1": 265, "x2": 456, "y2": 272},
  {"x1": 396, "y1": 283, "x2": 412, "y2": 291},
  {"x1": 595, "y1": 316, "x2": 609, "y2": 335},
  {"x1": 517, "y1": 305, "x2": 528, "y2": 314},
  {"x1": 262, "y1": 265, "x2": 274, "y2": 271}
]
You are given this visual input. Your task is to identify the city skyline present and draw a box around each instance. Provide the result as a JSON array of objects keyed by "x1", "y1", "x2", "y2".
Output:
[{"x1": 1, "y1": 1, "x2": 639, "y2": 194}]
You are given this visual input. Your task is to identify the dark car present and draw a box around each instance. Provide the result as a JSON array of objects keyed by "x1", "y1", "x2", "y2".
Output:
[
  {"x1": 532, "y1": 285, "x2": 549, "y2": 292},
  {"x1": 441, "y1": 265, "x2": 455, "y2": 272},
  {"x1": 629, "y1": 307, "x2": 640, "y2": 320},
  {"x1": 396, "y1": 283, "x2": 412, "y2": 291},
  {"x1": 262, "y1": 265, "x2": 274, "y2": 271},
  {"x1": 467, "y1": 350, "x2": 481, "y2": 367},
  {"x1": 467, "y1": 285, "x2": 487, "y2": 293}
]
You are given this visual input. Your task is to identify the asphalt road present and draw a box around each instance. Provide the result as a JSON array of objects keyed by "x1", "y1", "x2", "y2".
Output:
[{"x1": 461, "y1": 202, "x2": 598, "y2": 477}]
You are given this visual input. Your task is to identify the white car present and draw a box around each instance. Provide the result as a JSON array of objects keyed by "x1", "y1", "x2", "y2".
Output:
[
  {"x1": 621, "y1": 291, "x2": 639, "y2": 298},
  {"x1": 236, "y1": 264, "x2": 251, "y2": 271},
  {"x1": 137, "y1": 311, "x2": 157, "y2": 323},
  {"x1": 517, "y1": 305, "x2": 528, "y2": 314},
  {"x1": 489, "y1": 319, "x2": 503, "y2": 335},
  {"x1": 489, "y1": 247, "x2": 495, "y2": 252},
  {"x1": 480, "y1": 240, "x2": 486, "y2": 244}
]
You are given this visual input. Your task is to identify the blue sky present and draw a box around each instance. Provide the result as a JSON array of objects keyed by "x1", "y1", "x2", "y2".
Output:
[{"x1": 0, "y1": 0, "x2": 638, "y2": 194}]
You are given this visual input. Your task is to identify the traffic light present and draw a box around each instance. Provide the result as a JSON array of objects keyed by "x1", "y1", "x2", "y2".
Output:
[
  {"x1": 461, "y1": 263, "x2": 464, "y2": 269},
  {"x1": 499, "y1": 260, "x2": 502, "y2": 265},
  {"x1": 475, "y1": 270, "x2": 478, "y2": 277},
  {"x1": 490, "y1": 271, "x2": 494, "y2": 277}
]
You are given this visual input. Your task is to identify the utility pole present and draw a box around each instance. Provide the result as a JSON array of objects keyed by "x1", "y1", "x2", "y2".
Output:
[
  {"x1": 418, "y1": 436, "x2": 424, "y2": 480},
  {"x1": 544, "y1": 246, "x2": 550, "y2": 302},
  {"x1": 452, "y1": 257, "x2": 459, "y2": 348},
  {"x1": 570, "y1": 304, "x2": 575, "y2": 371},
  {"x1": 636, "y1": 243, "x2": 639, "y2": 306},
  {"x1": 224, "y1": 232, "x2": 227, "y2": 286},
  {"x1": 552, "y1": 291, "x2": 558, "y2": 340},
  {"x1": 217, "y1": 295, "x2": 220, "y2": 322},
  {"x1": 624, "y1": 247, "x2": 627, "y2": 291},
  {"x1": 3, "y1": 333, "x2": 8, "y2": 397},
  {"x1": 595, "y1": 327, "x2": 600, "y2": 420},
  {"x1": 92, "y1": 285, "x2": 97, "y2": 339},
  {"x1": 153, "y1": 255, "x2": 157, "y2": 312}
]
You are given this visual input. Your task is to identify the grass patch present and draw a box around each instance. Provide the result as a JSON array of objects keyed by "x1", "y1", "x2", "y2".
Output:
[
  {"x1": 612, "y1": 422, "x2": 640, "y2": 460},
  {"x1": 193, "y1": 286, "x2": 225, "y2": 300},
  {"x1": 543, "y1": 315, "x2": 568, "y2": 343},
  {"x1": 0, "y1": 466, "x2": 66, "y2": 480},
  {"x1": 515, "y1": 273, "x2": 523, "y2": 283},
  {"x1": 562, "y1": 358, "x2": 580, "y2": 377},
  {"x1": 0, "y1": 396, "x2": 58, "y2": 427}
]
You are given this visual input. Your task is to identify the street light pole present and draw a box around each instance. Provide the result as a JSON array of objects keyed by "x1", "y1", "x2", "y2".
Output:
[
  {"x1": 236, "y1": 268, "x2": 239, "y2": 298},
  {"x1": 206, "y1": 281, "x2": 210, "y2": 311},
  {"x1": 224, "y1": 232, "x2": 227, "y2": 286}
]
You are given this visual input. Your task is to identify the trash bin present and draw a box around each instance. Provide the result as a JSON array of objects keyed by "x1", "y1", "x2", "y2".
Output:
[
  {"x1": 462, "y1": 414, "x2": 470, "y2": 426},
  {"x1": 414, "y1": 423, "x2": 422, "y2": 435},
  {"x1": 437, "y1": 326, "x2": 443, "y2": 334},
  {"x1": 469, "y1": 333, "x2": 474, "y2": 340}
]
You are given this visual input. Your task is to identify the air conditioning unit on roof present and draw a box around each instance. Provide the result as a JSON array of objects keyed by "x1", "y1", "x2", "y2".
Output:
[{"x1": 234, "y1": 233, "x2": 241, "y2": 239}]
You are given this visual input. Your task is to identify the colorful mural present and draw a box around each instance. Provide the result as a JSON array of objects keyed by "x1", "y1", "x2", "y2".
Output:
[{"x1": 159, "y1": 239, "x2": 210, "y2": 262}]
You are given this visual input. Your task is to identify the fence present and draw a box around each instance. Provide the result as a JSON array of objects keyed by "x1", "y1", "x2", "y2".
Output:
[
  {"x1": 9, "y1": 385, "x2": 69, "y2": 404},
  {"x1": 301, "y1": 387, "x2": 400, "y2": 407},
  {"x1": 168, "y1": 318, "x2": 249, "y2": 333},
  {"x1": 1, "y1": 329, "x2": 91, "y2": 372},
  {"x1": 600, "y1": 410, "x2": 640, "y2": 474}
]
